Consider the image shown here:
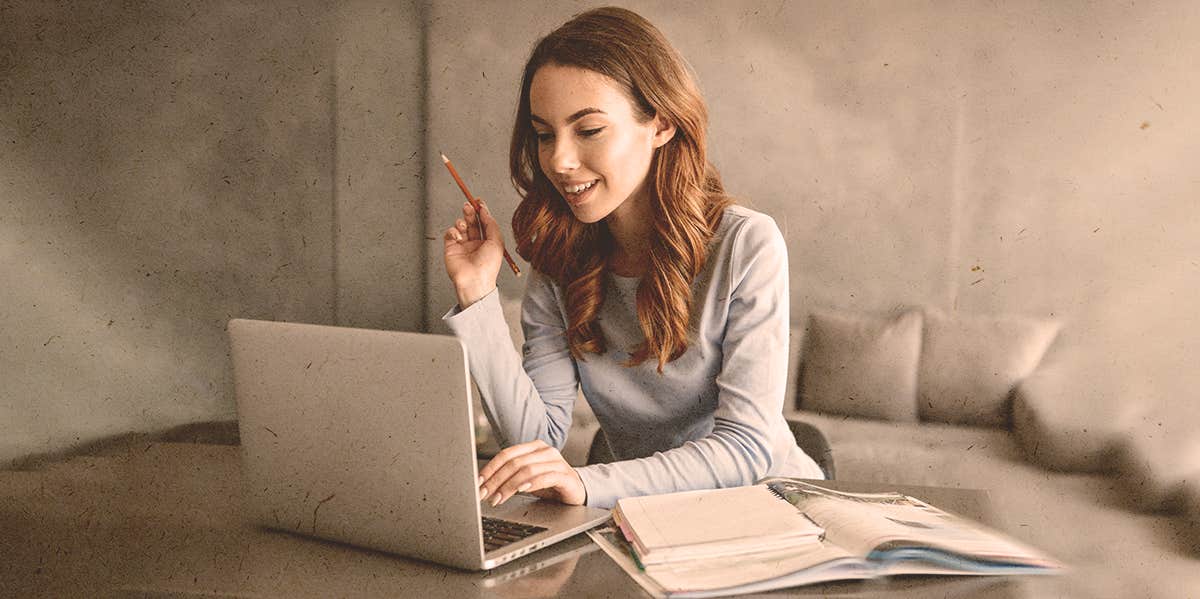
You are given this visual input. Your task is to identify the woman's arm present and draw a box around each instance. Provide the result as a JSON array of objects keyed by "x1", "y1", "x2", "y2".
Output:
[
  {"x1": 442, "y1": 271, "x2": 579, "y2": 450},
  {"x1": 445, "y1": 273, "x2": 588, "y2": 507},
  {"x1": 440, "y1": 199, "x2": 580, "y2": 450},
  {"x1": 441, "y1": 200, "x2": 586, "y2": 506}
]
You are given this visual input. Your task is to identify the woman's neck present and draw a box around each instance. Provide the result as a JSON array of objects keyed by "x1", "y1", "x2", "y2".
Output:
[{"x1": 605, "y1": 191, "x2": 654, "y2": 278}]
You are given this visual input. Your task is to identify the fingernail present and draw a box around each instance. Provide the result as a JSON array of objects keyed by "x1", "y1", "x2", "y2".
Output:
[
  {"x1": 517, "y1": 482, "x2": 531, "y2": 493},
  {"x1": 477, "y1": 475, "x2": 484, "y2": 486},
  {"x1": 478, "y1": 487, "x2": 489, "y2": 501},
  {"x1": 490, "y1": 495, "x2": 501, "y2": 507}
]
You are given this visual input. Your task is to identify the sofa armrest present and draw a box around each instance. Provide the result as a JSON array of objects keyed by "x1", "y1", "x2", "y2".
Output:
[
  {"x1": 785, "y1": 418, "x2": 835, "y2": 479},
  {"x1": 1010, "y1": 353, "x2": 1142, "y2": 473}
]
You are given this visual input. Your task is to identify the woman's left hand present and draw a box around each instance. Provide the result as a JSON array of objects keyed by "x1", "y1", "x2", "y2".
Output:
[{"x1": 478, "y1": 440, "x2": 586, "y2": 507}]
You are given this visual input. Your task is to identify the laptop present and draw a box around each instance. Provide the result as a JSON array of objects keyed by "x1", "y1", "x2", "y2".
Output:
[{"x1": 227, "y1": 318, "x2": 611, "y2": 570}]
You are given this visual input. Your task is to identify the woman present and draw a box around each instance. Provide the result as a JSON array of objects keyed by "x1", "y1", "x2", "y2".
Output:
[{"x1": 442, "y1": 6, "x2": 823, "y2": 510}]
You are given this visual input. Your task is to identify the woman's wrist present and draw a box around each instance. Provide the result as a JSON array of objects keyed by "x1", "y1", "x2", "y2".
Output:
[
  {"x1": 573, "y1": 467, "x2": 588, "y2": 506},
  {"x1": 455, "y1": 281, "x2": 496, "y2": 310}
]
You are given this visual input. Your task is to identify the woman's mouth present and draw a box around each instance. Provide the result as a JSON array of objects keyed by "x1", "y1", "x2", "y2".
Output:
[{"x1": 563, "y1": 179, "x2": 599, "y2": 206}]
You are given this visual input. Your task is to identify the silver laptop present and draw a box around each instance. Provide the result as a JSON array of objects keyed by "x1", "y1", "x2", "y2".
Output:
[{"x1": 228, "y1": 318, "x2": 610, "y2": 570}]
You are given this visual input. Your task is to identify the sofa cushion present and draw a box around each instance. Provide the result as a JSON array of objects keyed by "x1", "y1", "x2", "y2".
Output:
[
  {"x1": 786, "y1": 408, "x2": 1024, "y2": 467},
  {"x1": 797, "y1": 308, "x2": 923, "y2": 422},
  {"x1": 918, "y1": 311, "x2": 1060, "y2": 427}
]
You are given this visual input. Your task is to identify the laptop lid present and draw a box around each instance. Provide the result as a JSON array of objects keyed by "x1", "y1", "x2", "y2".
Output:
[{"x1": 228, "y1": 318, "x2": 486, "y2": 569}]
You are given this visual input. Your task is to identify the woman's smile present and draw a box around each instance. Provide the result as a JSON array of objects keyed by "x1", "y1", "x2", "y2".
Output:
[{"x1": 563, "y1": 179, "x2": 600, "y2": 206}]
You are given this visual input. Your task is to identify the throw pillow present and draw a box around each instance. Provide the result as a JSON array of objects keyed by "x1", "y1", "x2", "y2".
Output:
[
  {"x1": 798, "y1": 307, "x2": 923, "y2": 422},
  {"x1": 918, "y1": 310, "x2": 1060, "y2": 427}
]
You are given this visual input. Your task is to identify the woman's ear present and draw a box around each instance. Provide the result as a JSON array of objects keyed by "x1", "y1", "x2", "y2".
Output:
[{"x1": 651, "y1": 115, "x2": 677, "y2": 149}]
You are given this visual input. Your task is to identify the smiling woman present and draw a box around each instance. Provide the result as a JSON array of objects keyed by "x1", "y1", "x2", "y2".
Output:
[{"x1": 440, "y1": 6, "x2": 824, "y2": 510}]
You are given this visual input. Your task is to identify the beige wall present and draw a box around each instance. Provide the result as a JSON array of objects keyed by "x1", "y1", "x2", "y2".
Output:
[
  {"x1": 3, "y1": 1, "x2": 1197, "y2": 464},
  {"x1": 336, "y1": 0, "x2": 428, "y2": 331},
  {"x1": 0, "y1": 0, "x2": 425, "y2": 465}
]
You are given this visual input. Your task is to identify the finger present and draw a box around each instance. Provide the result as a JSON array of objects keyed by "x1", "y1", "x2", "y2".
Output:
[
  {"x1": 443, "y1": 226, "x2": 463, "y2": 244},
  {"x1": 479, "y1": 441, "x2": 551, "y2": 500},
  {"x1": 465, "y1": 199, "x2": 488, "y2": 241},
  {"x1": 482, "y1": 450, "x2": 557, "y2": 503},
  {"x1": 521, "y1": 470, "x2": 573, "y2": 498},
  {"x1": 487, "y1": 445, "x2": 558, "y2": 488},
  {"x1": 480, "y1": 440, "x2": 548, "y2": 481},
  {"x1": 478, "y1": 199, "x2": 503, "y2": 243},
  {"x1": 491, "y1": 457, "x2": 565, "y2": 506},
  {"x1": 459, "y1": 203, "x2": 479, "y2": 241}
]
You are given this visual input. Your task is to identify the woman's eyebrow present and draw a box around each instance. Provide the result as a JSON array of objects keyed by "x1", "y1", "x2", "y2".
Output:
[{"x1": 530, "y1": 107, "x2": 607, "y2": 125}]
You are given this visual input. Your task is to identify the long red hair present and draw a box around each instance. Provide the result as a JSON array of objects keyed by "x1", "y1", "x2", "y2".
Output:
[{"x1": 509, "y1": 6, "x2": 732, "y2": 372}]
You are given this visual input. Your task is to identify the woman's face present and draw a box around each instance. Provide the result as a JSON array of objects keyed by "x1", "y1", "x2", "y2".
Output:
[{"x1": 528, "y1": 64, "x2": 675, "y2": 224}]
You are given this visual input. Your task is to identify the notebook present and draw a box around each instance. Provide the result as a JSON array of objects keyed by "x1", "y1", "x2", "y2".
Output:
[
  {"x1": 594, "y1": 479, "x2": 1062, "y2": 598},
  {"x1": 228, "y1": 318, "x2": 610, "y2": 570},
  {"x1": 613, "y1": 484, "x2": 824, "y2": 566}
]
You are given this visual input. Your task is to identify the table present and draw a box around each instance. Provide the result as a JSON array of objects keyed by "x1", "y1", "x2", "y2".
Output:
[{"x1": 1, "y1": 443, "x2": 1041, "y2": 598}]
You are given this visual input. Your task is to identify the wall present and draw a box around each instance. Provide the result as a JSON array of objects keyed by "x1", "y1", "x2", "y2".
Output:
[
  {"x1": 0, "y1": 0, "x2": 427, "y2": 465},
  {"x1": 424, "y1": 1, "x2": 1200, "y2": 426},
  {"x1": 3, "y1": 0, "x2": 1196, "y2": 464},
  {"x1": 336, "y1": 0, "x2": 428, "y2": 331}
]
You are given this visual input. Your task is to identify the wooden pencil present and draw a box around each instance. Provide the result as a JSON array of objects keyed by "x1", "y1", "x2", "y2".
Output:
[{"x1": 440, "y1": 152, "x2": 522, "y2": 277}]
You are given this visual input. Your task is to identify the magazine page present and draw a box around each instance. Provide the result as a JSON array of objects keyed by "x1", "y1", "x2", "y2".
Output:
[
  {"x1": 761, "y1": 479, "x2": 1062, "y2": 573},
  {"x1": 588, "y1": 524, "x2": 871, "y2": 599}
]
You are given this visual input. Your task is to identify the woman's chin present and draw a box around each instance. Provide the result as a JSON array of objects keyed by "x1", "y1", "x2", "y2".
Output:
[
  {"x1": 564, "y1": 197, "x2": 610, "y2": 224},
  {"x1": 568, "y1": 205, "x2": 605, "y2": 224}
]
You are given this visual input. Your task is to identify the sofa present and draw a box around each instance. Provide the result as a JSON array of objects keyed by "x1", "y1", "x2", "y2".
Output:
[
  {"x1": 791, "y1": 304, "x2": 1200, "y2": 596},
  {"x1": 485, "y1": 297, "x2": 1200, "y2": 597}
]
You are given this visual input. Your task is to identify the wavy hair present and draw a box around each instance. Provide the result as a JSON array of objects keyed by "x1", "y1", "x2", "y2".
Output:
[{"x1": 509, "y1": 6, "x2": 732, "y2": 373}]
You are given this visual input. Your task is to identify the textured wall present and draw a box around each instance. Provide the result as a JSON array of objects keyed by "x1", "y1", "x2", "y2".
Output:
[
  {"x1": 0, "y1": 1, "x2": 427, "y2": 464},
  {"x1": 0, "y1": 2, "x2": 321, "y2": 464},
  {"x1": 335, "y1": 0, "x2": 427, "y2": 331},
  {"x1": 424, "y1": 1, "x2": 1200, "y2": 425}
]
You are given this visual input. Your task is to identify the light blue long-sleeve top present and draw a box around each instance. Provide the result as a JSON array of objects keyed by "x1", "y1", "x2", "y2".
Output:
[{"x1": 443, "y1": 204, "x2": 823, "y2": 508}]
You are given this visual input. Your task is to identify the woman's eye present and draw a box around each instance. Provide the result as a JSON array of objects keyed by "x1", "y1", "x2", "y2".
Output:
[{"x1": 535, "y1": 128, "x2": 602, "y2": 143}]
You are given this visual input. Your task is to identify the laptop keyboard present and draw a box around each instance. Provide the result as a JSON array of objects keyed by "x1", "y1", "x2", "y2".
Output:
[{"x1": 481, "y1": 516, "x2": 547, "y2": 552}]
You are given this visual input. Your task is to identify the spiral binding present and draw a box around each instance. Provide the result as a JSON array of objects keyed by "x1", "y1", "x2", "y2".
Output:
[{"x1": 766, "y1": 483, "x2": 788, "y2": 501}]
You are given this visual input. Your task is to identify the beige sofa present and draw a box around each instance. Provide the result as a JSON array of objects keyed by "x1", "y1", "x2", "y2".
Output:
[{"x1": 781, "y1": 307, "x2": 1200, "y2": 597}]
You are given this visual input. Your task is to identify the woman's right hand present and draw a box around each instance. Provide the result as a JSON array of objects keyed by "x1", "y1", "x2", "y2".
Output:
[{"x1": 443, "y1": 199, "x2": 504, "y2": 309}]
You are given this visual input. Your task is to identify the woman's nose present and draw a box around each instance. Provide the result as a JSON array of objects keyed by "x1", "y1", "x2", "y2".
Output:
[{"x1": 548, "y1": 139, "x2": 581, "y2": 173}]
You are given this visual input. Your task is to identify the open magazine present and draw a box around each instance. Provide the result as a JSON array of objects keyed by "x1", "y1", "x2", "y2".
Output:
[{"x1": 588, "y1": 478, "x2": 1063, "y2": 599}]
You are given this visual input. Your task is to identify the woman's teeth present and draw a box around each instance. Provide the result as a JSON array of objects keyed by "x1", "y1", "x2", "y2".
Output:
[{"x1": 565, "y1": 180, "x2": 597, "y2": 194}]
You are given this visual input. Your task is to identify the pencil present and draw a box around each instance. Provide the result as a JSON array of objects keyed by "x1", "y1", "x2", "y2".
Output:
[{"x1": 440, "y1": 152, "x2": 522, "y2": 277}]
